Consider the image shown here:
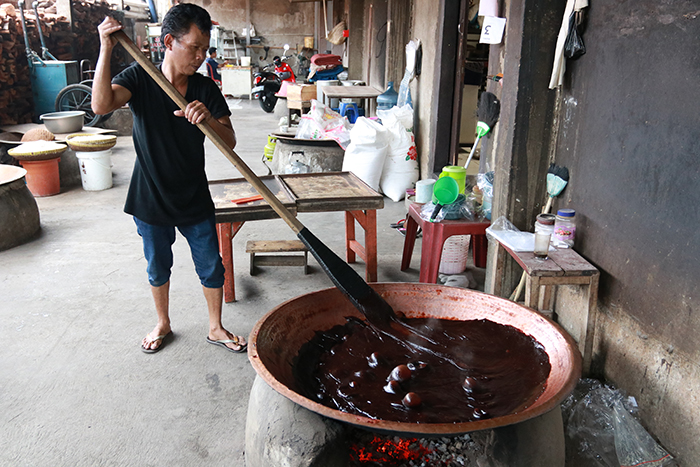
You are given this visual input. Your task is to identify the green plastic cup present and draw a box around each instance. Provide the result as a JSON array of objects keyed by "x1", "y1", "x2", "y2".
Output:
[{"x1": 432, "y1": 176, "x2": 460, "y2": 205}]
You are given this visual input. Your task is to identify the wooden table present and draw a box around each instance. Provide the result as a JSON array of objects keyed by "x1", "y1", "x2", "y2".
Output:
[
  {"x1": 211, "y1": 172, "x2": 384, "y2": 303},
  {"x1": 321, "y1": 85, "x2": 382, "y2": 116},
  {"x1": 492, "y1": 242, "x2": 600, "y2": 375}
]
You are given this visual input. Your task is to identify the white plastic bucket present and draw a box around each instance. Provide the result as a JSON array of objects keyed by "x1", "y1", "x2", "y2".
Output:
[
  {"x1": 76, "y1": 149, "x2": 113, "y2": 191},
  {"x1": 240, "y1": 56, "x2": 251, "y2": 67},
  {"x1": 439, "y1": 235, "x2": 471, "y2": 274}
]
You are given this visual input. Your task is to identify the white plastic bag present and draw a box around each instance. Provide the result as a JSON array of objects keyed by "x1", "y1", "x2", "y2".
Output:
[
  {"x1": 296, "y1": 99, "x2": 352, "y2": 149},
  {"x1": 379, "y1": 117, "x2": 419, "y2": 202},
  {"x1": 342, "y1": 117, "x2": 388, "y2": 191},
  {"x1": 564, "y1": 382, "x2": 676, "y2": 467}
]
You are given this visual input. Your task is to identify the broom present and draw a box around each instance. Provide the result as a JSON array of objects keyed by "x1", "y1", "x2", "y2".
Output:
[
  {"x1": 463, "y1": 91, "x2": 500, "y2": 170},
  {"x1": 509, "y1": 163, "x2": 570, "y2": 302},
  {"x1": 543, "y1": 164, "x2": 569, "y2": 213}
]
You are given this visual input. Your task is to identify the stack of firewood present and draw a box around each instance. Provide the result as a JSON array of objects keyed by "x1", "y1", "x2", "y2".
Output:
[
  {"x1": 0, "y1": 3, "x2": 33, "y2": 125},
  {"x1": 0, "y1": 0, "x2": 124, "y2": 125}
]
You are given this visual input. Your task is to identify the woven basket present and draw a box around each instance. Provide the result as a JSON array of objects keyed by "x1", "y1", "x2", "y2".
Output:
[
  {"x1": 8, "y1": 141, "x2": 67, "y2": 161},
  {"x1": 438, "y1": 235, "x2": 471, "y2": 275},
  {"x1": 65, "y1": 133, "x2": 117, "y2": 152}
]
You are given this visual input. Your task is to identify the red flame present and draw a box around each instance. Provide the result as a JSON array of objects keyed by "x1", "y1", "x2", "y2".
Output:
[{"x1": 350, "y1": 435, "x2": 433, "y2": 464}]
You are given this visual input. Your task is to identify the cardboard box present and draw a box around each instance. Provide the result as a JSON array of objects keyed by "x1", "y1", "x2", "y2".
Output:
[{"x1": 287, "y1": 84, "x2": 317, "y2": 102}]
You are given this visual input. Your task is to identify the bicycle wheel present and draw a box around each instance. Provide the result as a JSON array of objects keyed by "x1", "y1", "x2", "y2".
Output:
[{"x1": 55, "y1": 84, "x2": 101, "y2": 127}]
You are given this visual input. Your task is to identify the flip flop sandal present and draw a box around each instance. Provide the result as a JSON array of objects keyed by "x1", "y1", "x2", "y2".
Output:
[
  {"x1": 206, "y1": 336, "x2": 248, "y2": 353},
  {"x1": 396, "y1": 226, "x2": 422, "y2": 238},
  {"x1": 141, "y1": 331, "x2": 173, "y2": 354},
  {"x1": 390, "y1": 219, "x2": 406, "y2": 229}
]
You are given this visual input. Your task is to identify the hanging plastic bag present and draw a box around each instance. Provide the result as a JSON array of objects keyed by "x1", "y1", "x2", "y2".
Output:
[
  {"x1": 342, "y1": 117, "x2": 389, "y2": 191},
  {"x1": 476, "y1": 171, "x2": 494, "y2": 220},
  {"x1": 397, "y1": 40, "x2": 421, "y2": 107},
  {"x1": 564, "y1": 9, "x2": 586, "y2": 59}
]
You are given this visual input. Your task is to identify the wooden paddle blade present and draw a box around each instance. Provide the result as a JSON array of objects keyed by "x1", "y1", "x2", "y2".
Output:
[{"x1": 297, "y1": 228, "x2": 395, "y2": 325}]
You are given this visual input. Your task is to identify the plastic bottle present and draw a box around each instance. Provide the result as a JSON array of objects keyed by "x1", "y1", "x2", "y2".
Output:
[
  {"x1": 376, "y1": 82, "x2": 398, "y2": 111},
  {"x1": 552, "y1": 209, "x2": 576, "y2": 248}
]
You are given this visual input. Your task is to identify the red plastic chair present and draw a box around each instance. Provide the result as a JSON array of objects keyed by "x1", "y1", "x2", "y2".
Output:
[
  {"x1": 400, "y1": 203, "x2": 490, "y2": 283},
  {"x1": 206, "y1": 61, "x2": 222, "y2": 87}
]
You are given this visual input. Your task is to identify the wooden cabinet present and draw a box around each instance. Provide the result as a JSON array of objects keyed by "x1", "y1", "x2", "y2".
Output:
[{"x1": 221, "y1": 66, "x2": 252, "y2": 99}]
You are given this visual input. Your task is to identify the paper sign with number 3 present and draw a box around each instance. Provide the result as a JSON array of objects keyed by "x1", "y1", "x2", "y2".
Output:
[{"x1": 479, "y1": 16, "x2": 507, "y2": 44}]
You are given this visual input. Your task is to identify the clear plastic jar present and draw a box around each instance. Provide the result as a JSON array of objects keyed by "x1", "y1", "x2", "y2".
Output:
[{"x1": 552, "y1": 209, "x2": 576, "y2": 248}]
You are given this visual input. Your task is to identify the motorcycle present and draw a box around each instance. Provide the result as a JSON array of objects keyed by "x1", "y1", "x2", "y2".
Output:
[
  {"x1": 252, "y1": 46, "x2": 294, "y2": 113},
  {"x1": 252, "y1": 65, "x2": 281, "y2": 113}
]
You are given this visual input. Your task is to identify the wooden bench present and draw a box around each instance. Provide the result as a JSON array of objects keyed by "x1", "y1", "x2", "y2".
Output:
[
  {"x1": 246, "y1": 240, "x2": 309, "y2": 275},
  {"x1": 493, "y1": 243, "x2": 600, "y2": 375}
]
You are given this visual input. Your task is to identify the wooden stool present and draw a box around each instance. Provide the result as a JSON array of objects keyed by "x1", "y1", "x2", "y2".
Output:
[
  {"x1": 246, "y1": 240, "x2": 309, "y2": 275},
  {"x1": 493, "y1": 243, "x2": 600, "y2": 375},
  {"x1": 401, "y1": 203, "x2": 490, "y2": 283},
  {"x1": 287, "y1": 99, "x2": 311, "y2": 127}
]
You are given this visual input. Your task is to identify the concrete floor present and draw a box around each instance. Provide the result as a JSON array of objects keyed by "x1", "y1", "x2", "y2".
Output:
[{"x1": 0, "y1": 99, "x2": 486, "y2": 466}]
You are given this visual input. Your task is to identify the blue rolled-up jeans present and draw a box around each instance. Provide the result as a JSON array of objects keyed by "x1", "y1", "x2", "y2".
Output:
[{"x1": 134, "y1": 216, "x2": 225, "y2": 288}]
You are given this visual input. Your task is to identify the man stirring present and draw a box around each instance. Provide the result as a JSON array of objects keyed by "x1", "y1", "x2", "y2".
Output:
[{"x1": 92, "y1": 4, "x2": 247, "y2": 354}]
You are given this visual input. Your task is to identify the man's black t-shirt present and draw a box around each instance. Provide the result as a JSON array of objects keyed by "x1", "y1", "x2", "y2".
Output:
[{"x1": 113, "y1": 63, "x2": 231, "y2": 226}]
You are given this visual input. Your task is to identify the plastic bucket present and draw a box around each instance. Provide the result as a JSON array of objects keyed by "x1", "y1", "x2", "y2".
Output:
[
  {"x1": 19, "y1": 158, "x2": 61, "y2": 197},
  {"x1": 439, "y1": 165, "x2": 467, "y2": 194},
  {"x1": 415, "y1": 179, "x2": 436, "y2": 204},
  {"x1": 439, "y1": 235, "x2": 471, "y2": 274},
  {"x1": 240, "y1": 56, "x2": 251, "y2": 67},
  {"x1": 76, "y1": 149, "x2": 113, "y2": 191}
]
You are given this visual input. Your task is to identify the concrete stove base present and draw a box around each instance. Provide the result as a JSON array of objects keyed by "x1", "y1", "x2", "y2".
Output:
[{"x1": 245, "y1": 374, "x2": 566, "y2": 467}]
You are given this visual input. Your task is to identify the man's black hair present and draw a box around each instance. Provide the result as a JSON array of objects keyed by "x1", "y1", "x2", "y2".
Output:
[
  {"x1": 208, "y1": 47, "x2": 217, "y2": 55},
  {"x1": 161, "y1": 3, "x2": 212, "y2": 44}
]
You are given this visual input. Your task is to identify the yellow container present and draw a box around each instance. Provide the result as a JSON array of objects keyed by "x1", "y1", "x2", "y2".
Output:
[{"x1": 438, "y1": 166, "x2": 467, "y2": 194}]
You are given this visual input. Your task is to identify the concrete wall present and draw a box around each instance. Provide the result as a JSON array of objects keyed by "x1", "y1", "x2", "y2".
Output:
[
  {"x1": 153, "y1": 0, "x2": 315, "y2": 57},
  {"x1": 551, "y1": 2, "x2": 700, "y2": 464}
]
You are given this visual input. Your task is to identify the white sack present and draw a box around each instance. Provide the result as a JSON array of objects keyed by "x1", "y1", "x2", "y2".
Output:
[
  {"x1": 379, "y1": 117, "x2": 419, "y2": 202},
  {"x1": 377, "y1": 104, "x2": 415, "y2": 131},
  {"x1": 342, "y1": 117, "x2": 389, "y2": 191}
]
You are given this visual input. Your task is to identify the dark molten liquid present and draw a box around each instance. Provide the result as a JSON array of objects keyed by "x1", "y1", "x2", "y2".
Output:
[{"x1": 294, "y1": 317, "x2": 551, "y2": 424}]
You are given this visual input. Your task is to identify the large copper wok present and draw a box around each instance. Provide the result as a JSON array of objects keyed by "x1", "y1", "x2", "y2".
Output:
[{"x1": 248, "y1": 283, "x2": 581, "y2": 435}]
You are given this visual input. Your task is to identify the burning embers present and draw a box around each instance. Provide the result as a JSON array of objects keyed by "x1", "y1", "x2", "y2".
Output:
[
  {"x1": 294, "y1": 317, "x2": 551, "y2": 424},
  {"x1": 350, "y1": 435, "x2": 432, "y2": 464},
  {"x1": 347, "y1": 431, "x2": 505, "y2": 467}
]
